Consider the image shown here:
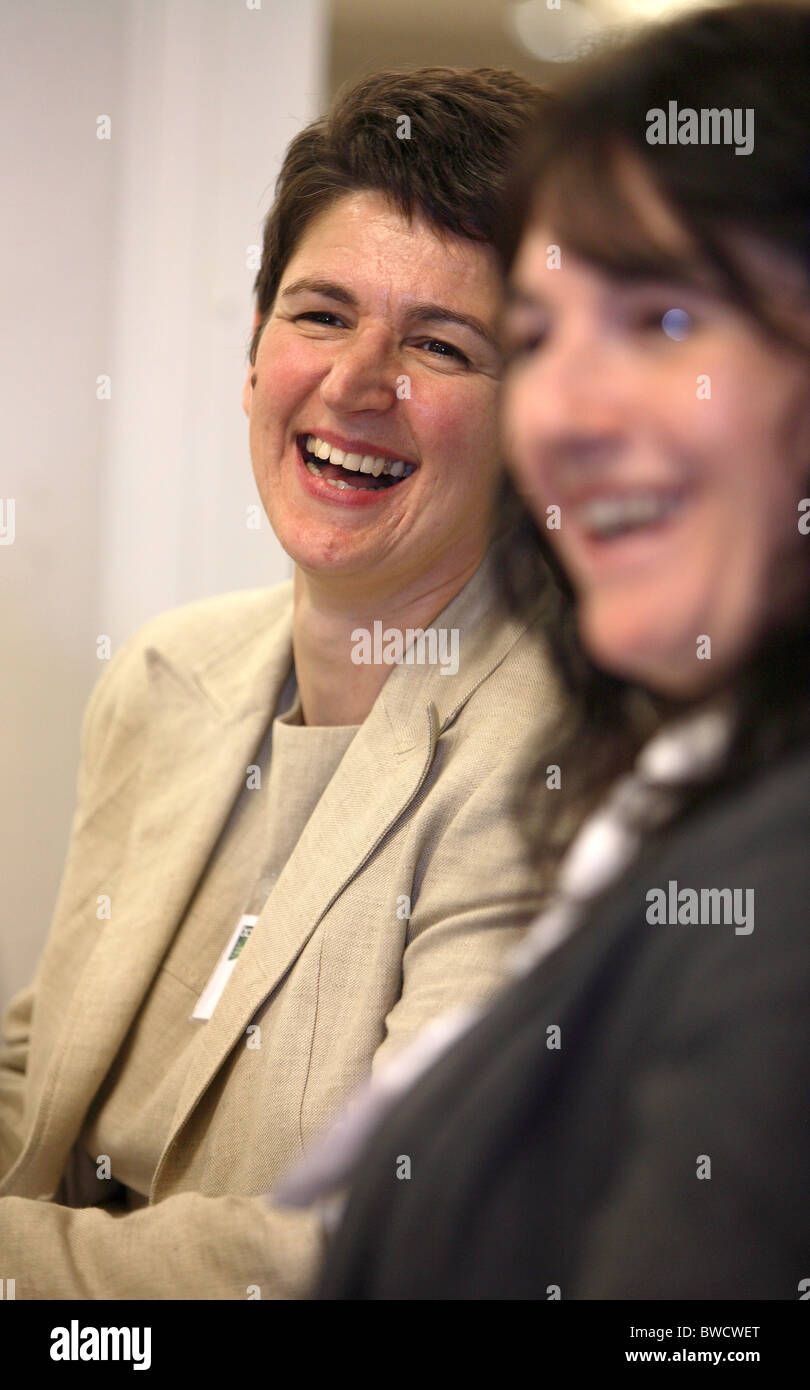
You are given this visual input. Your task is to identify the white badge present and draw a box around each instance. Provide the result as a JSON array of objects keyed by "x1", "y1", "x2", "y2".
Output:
[{"x1": 190, "y1": 913, "x2": 258, "y2": 1021}]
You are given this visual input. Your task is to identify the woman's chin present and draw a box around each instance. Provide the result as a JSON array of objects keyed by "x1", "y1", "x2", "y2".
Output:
[
  {"x1": 268, "y1": 509, "x2": 375, "y2": 574},
  {"x1": 578, "y1": 604, "x2": 711, "y2": 698}
]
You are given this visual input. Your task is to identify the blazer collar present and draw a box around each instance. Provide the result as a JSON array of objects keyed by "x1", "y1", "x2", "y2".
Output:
[
  {"x1": 182, "y1": 538, "x2": 532, "y2": 746},
  {"x1": 378, "y1": 540, "x2": 536, "y2": 749}
]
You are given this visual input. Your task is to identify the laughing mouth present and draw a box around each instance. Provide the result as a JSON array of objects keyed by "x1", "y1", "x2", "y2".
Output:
[
  {"x1": 298, "y1": 434, "x2": 417, "y2": 492},
  {"x1": 574, "y1": 489, "x2": 688, "y2": 540}
]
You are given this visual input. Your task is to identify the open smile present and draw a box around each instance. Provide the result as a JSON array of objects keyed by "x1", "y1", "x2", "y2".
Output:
[
  {"x1": 296, "y1": 433, "x2": 417, "y2": 494},
  {"x1": 552, "y1": 484, "x2": 697, "y2": 579},
  {"x1": 573, "y1": 487, "x2": 690, "y2": 542}
]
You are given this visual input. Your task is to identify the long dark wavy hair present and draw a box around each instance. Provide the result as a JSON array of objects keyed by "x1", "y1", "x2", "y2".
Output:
[{"x1": 492, "y1": 0, "x2": 810, "y2": 876}]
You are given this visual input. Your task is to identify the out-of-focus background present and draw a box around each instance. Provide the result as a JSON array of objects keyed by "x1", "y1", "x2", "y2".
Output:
[{"x1": 0, "y1": 0, "x2": 710, "y2": 1009}]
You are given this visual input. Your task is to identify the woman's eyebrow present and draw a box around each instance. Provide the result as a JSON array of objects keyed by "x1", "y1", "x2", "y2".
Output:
[
  {"x1": 500, "y1": 286, "x2": 551, "y2": 332},
  {"x1": 401, "y1": 303, "x2": 500, "y2": 352},
  {"x1": 280, "y1": 277, "x2": 356, "y2": 305},
  {"x1": 502, "y1": 271, "x2": 715, "y2": 310}
]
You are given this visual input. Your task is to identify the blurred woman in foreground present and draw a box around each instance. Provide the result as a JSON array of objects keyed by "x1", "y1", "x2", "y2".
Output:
[{"x1": 302, "y1": 1, "x2": 810, "y2": 1298}]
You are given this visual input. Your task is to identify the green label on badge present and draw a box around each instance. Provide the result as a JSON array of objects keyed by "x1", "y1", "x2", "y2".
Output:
[{"x1": 229, "y1": 922, "x2": 254, "y2": 960}]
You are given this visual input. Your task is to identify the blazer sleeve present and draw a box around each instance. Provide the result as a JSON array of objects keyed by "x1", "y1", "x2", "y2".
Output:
[
  {"x1": 0, "y1": 636, "x2": 139, "y2": 1184},
  {"x1": 0, "y1": 640, "x2": 324, "y2": 1299},
  {"x1": 0, "y1": 1190, "x2": 326, "y2": 1299},
  {"x1": 0, "y1": 983, "x2": 35, "y2": 1179}
]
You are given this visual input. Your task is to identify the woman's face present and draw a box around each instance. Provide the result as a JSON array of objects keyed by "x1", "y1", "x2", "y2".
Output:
[
  {"x1": 243, "y1": 190, "x2": 504, "y2": 600},
  {"x1": 501, "y1": 174, "x2": 810, "y2": 697}
]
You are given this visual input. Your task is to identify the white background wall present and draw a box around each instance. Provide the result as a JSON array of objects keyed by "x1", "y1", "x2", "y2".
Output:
[{"x1": 0, "y1": 0, "x2": 325, "y2": 1011}]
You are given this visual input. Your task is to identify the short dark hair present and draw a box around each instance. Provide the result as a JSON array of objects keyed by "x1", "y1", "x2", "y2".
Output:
[
  {"x1": 492, "y1": 1, "x2": 810, "y2": 874},
  {"x1": 249, "y1": 67, "x2": 549, "y2": 364}
]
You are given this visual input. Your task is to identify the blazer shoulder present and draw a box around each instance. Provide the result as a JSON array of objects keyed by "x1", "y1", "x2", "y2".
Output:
[
  {"x1": 122, "y1": 581, "x2": 293, "y2": 668},
  {"x1": 81, "y1": 581, "x2": 293, "y2": 762},
  {"x1": 652, "y1": 736, "x2": 810, "y2": 885},
  {"x1": 567, "y1": 735, "x2": 810, "y2": 1009},
  {"x1": 457, "y1": 611, "x2": 563, "y2": 737}
]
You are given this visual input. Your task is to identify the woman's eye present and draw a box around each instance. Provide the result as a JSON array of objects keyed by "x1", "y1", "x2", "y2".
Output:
[
  {"x1": 633, "y1": 306, "x2": 694, "y2": 340},
  {"x1": 418, "y1": 339, "x2": 470, "y2": 365},
  {"x1": 295, "y1": 311, "x2": 345, "y2": 326},
  {"x1": 505, "y1": 332, "x2": 546, "y2": 363}
]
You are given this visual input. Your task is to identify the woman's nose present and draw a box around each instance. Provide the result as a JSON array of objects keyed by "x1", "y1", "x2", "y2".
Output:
[
  {"x1": 516, "y1": 328, "x2": 632, "y2": 442},
  {"x1": 319, "y1": 330, "x2": 399, "y2": 414},
  {"x1": 504, "y1": 331, "x2": 635, "y2": 496}
]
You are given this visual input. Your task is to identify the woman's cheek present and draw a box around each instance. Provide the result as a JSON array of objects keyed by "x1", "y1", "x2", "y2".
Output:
[
  {"x1": 404, "y1": 396, "x2": 460, "y2": 478},
  {"x1": 257, "y1": 328, "x2": 320, "y2": 400}
]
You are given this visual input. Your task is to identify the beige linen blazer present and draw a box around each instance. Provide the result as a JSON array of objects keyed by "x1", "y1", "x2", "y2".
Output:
[{"x1": 0, "y1": 544, "x2": 559, "y2": 1298}]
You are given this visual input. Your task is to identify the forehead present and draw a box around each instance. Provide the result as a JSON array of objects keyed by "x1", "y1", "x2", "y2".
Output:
[{"x1": 280, "y1": 189, "x2": 501, "y2": 309}]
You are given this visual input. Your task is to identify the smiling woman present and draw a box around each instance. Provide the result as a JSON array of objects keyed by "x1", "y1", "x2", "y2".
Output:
[{"x1": 0, "y1": 67, "x2": 559, "y2": 1299}]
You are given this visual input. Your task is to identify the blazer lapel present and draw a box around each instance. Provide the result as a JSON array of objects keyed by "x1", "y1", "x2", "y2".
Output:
[{"x1": 151, "y1": 697, "x2": 440, "y2": 1195}]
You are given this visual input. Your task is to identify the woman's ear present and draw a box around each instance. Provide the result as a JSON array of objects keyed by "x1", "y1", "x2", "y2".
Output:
[
  {"x1": 241, "y1": 364, "x2": 256, "y2": 418},
  {"x1": 241, "y1": 307, "x2": 263, "y2": 416}
]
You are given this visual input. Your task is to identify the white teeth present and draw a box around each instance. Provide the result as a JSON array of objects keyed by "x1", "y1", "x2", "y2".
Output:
[
  {"x1": 301, "y1": 434, "x2": 414, "y2": 479},
  {"x1": 577, "y1": 492, "x2": 683, "y2": 538},
  {"x1": 306, "y1": 458, "x2": 375, "y2": 490}
]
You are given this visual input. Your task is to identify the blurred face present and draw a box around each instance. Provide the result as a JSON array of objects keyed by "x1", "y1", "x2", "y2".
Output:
[
  {"x1": 243, "y1": 190, "x2": 504, "y2": 599},
  {"x1": 501, "y1": 173, "x2": 810, "y2": 697}
]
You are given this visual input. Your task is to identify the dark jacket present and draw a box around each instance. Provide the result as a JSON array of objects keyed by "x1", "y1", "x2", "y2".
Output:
[{"x1": 318, "y1": 738, "x2": 810, "y2": 1299}]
